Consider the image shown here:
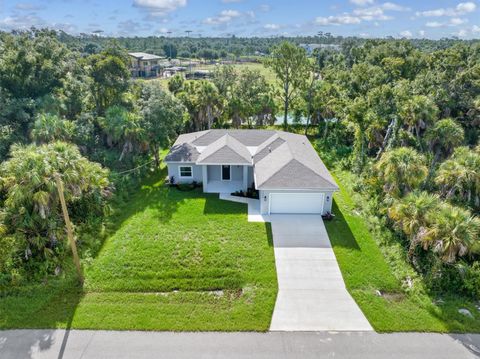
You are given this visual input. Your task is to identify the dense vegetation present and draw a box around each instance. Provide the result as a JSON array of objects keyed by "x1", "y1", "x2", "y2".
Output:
[{"x1": 0, "y1": 28, "x2": 479, "y2": 328}]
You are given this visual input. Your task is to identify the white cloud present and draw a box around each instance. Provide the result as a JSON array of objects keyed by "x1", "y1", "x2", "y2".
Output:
[
  {"x1": 203, "y1": 9, "x2": 242, "y2": 25},
  {"x1": 425, "y1": 17, "x2": 468, "y2": 28},
  {"x1": 450, "y1": 17, "x2": 467, "y2": 25},
  {"x1": 259, "y1": 4, "x2": 270, "y2": 12},
  {"x1": 315, "y1": 14, "x2": 362, "y2": 26},
  {"x1": 415, "y1": 2, "x2": 476, "y2": 17},
  {"x1": 350, "y1": 0, "x2": 374, "y2": 6},
  {"x1": 473, "y1": 25, "x2": 480, "y2": 33},
  {"x1": 133, "y1": 0, "x2": 187, "y2": 17},
  {"x1": 456, "y1": 2, "x2": 476, "y2": 13},
  {"x1": 14, "y1": 3, "x2": 46, "y2": 11},
  {"x1": 0, "y1": 14, "x2": 45, "y2": 30},
  {"x1": 317, "y1": 2, "x2": 408, "y2": 26},
  {"x1": 418, "y1": 30, "x2": 426, "y2": 37},
  {"x1": 381, "y1": 2, "x2": 410, "y2": 12},
  {"x1": 426, "y1": 21, "x2": 443, "y2": 28},
  {"x1": 454, "y1": 28, "x2": 468, "y2": 37},
  {"x1": 264, "y1": 23, "x2": 280, "y2": 30},
  {"x1": 353, "y1": 7, "x2": 392, "y2": 21},
  {"x1": 399, "y1": 30, "x2": 412, "y2": 38}
]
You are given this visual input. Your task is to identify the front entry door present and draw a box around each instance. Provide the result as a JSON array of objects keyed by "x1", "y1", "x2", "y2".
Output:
[{"x1": 222, "y1": 165, "x2": 231, "y2": 181}]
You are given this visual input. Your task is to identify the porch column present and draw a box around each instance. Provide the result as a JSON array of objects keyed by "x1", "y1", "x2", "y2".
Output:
[
  {"x1": 202, "y1": 165, "x2": 208, "y2": 192},
  {"x1": 242, "y1": 166, "x2": 248, "y2": 192}
]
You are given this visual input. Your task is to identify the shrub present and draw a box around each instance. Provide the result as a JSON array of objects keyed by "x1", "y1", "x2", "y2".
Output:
[{"x1": 462, "y1": 262, "x2": 480, "y2": 299}]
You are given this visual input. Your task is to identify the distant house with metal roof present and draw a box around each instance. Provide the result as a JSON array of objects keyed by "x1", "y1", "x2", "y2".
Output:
[{"x1": 128, "y1": 52, "x2": 166, "y2": 78}]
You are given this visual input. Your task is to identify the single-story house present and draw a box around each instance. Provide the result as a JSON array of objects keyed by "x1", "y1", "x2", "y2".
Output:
[{"x1": 165, "y1": 130, "x2": 339, "y2": 215}]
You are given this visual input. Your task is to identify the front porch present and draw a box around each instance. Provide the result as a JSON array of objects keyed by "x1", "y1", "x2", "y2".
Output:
[{"x1": 202, "y1": 164, "x2": 253, "y2": 194}]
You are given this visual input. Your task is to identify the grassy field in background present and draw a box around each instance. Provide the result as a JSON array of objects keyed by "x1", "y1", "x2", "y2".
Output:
[
  {"x1": 0, "y1": 167, "x2": 278, "y2": 331},
  {"x1": 327, "y1": 170, "x2": 480, "y2": 332},
  {"x1": 145, "y1": 61, "x2": 278, "y2": 90}
]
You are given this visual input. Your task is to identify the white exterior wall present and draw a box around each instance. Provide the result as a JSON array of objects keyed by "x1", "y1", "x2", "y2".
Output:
[
  {"x1": 167, "y1": 163, "x2": 203, "y2": 184},
  {"x1": 206, "y1": 165, "x2": 245, "y2": 182},
  {"x1": 259, "y1": 189, "x2": 335, "y2": 215}
]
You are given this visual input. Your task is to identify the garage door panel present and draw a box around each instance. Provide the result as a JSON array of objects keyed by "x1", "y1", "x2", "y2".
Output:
[{"x1": 270, "y1": 193, "x2": 324, "y2": 214}]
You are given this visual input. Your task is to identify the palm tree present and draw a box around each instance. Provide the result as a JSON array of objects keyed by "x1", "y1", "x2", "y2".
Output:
[
  {"x1": 423, "y1": 203, "x2": 480, "y2": 263},
  {"x1": 426, "y1": 118, "x2": 464, "y2": 162},
  {"x1": 31, "y1": 113, "x2": 76, "y2": 144},
  {"x1": 196, "y1": 80, "x2": 222, "y2": 130},
  {"x1": 0, "y1": 142, "x2": 109, "y2": 275},
  {"x1": 435, "y1": 146, "x2": 480, "y2": 209},
  {"x1": 346, "y1": 97, "x2": 370, "y2": 171},
  {"x1": 100, "y1": 106, "x2": 143, "y2": 161},
  {"x1": 388, "y1": 191, "x2": 440, "y2": 258},
  {"x1": 424, "y1": 118, "x2": 464, "y2": 186},
  {"x1": 399, "y1": 95, "x2": 438, "y2": 149},
  {"x1": 376, "y1": 147, "x2": 428, "y2": 197}
]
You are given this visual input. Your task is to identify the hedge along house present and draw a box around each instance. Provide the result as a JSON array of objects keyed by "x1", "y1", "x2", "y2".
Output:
[{"x1": 165, "y1": 130, "x2": 339, "y2": 215}]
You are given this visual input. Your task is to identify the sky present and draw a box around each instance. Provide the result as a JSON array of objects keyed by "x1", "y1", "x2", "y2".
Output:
[{"x1": 0, "y1": 0, "x2": 479, "y2": 39}]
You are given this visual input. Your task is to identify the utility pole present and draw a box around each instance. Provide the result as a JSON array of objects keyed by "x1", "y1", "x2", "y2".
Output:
[
  {"x1": 167, "y1": 31, "x2": 172, "y2": 59},
  {"x1": 185, "y1": 30, "x2": 192, "y2": 75},
  {"x1": 55, "y1": 173, "x2": 84, "y2": 285}
]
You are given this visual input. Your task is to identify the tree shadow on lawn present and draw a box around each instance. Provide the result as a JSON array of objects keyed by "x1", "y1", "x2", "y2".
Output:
[
  {"x1": 325, "y1": 200, "x2": 361, "y2": 250},
  {"x1": 0, "y1": 279, "x2": 84, "y2": 359}
]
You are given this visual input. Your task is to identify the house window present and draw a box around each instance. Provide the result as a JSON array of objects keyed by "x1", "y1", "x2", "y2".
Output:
[
  {"x1": 222, "y1": 165, "x2": 231, "y2": 181},
  {"x1": 179, "y1": 166, "x2": 192, "y2": 178}
]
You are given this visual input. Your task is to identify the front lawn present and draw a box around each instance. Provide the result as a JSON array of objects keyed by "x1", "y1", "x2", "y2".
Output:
[
  {"x1": 326, "y1": 170, "x2": 480, "y2": 332},
  {"x1": 0, "y1": 170, "x2": 277, "y2": 331}
]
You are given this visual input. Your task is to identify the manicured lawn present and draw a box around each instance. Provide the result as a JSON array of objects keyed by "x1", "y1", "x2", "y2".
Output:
[
  {"x1": 0, "y1": 170, "x2": 277, "y2": 331},
  {"x1": 326, "y1": 170, "x2": 480, "y2": 332}
]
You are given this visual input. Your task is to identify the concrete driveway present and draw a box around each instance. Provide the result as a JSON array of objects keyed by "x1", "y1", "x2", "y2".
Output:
[{"x1": 269, "y1": 215, "x2": 373, "y2": 331}]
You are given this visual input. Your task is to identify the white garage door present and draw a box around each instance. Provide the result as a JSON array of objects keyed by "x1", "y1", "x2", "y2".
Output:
[{"x1": 269, "y1": 193, "x2": 324, "y2": 214}]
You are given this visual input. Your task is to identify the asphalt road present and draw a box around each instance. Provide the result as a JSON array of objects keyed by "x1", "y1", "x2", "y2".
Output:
[{"x1": 1, "y1": 330, "x2": 480, "y2": 359}]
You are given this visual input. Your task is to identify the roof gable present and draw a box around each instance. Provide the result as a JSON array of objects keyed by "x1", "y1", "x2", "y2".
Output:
[
  {"x1": 257, "y1": 159, "x2": 337, "y2": 189},
  {"x1": 196, "y1": 134, "x2": 252, "y2": 164}
]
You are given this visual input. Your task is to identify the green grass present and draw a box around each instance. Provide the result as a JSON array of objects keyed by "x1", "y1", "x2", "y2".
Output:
[
  {"x1": 327, "y1": 170, "x2": 480, "y2": 332},
  {"x1": 0, "y1": 169, "x2": 277, "y2": 331},
  {"x1": 147, "y1": 62, "x2": 278, "y2": 91}
]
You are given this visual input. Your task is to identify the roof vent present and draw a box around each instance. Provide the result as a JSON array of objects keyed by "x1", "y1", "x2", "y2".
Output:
[{"x1": 268, "y1": 147, "x2": 272, "y2": 152}]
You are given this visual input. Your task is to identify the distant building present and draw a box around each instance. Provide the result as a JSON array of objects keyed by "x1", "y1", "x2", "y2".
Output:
[
  {"x1": 299, "y1": 44, "x2": 341, "y2": 56},
  {"x1": 128, "y1": 52, "x2": 165, "y2": 78}
]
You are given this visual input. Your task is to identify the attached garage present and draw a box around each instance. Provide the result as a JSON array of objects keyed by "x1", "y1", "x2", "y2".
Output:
[{"x1": 269, "y1": 192, "x2": 325, "y2": 214}]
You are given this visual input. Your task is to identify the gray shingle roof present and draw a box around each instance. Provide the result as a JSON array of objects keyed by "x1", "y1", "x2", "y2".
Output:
[
  {"x1": 192, "y1": 129, "x2": 276, "y2": 146},
  {"x1": 196, "y1": 134, "x2": 252, "y2": 164},
  {"x1": 166, "y1": 129, "x2": 338, "y2": 190},
  {"x1": 164, "y1": 143, "x2": 200, "y2": 162}
]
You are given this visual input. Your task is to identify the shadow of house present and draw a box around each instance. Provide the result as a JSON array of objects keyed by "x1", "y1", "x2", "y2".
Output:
[{"x1": 324, "y1": 200, "x2": 361, "y2": 250}]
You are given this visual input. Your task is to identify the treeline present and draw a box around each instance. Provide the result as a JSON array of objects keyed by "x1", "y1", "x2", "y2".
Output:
[
  {"x1": 310, "y1": 38, "x2": 480, "y2": 298},
  {"x1": 0, "y1": 29, "x2": 187, "y2": 287},
  {"x1": 54, "y1": 29, "x2": 480, "y2": 59}
]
